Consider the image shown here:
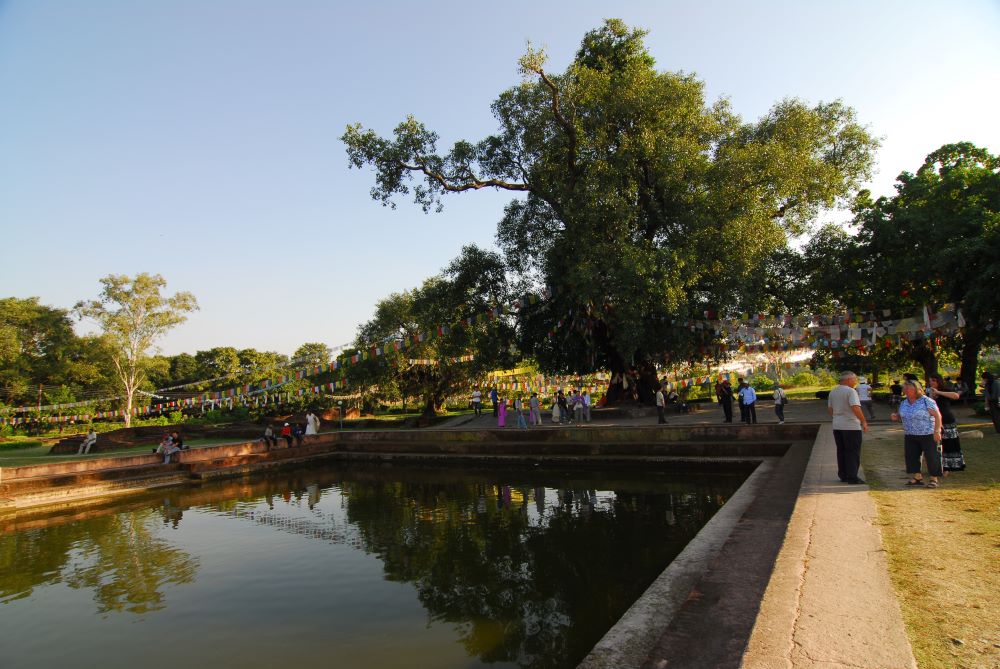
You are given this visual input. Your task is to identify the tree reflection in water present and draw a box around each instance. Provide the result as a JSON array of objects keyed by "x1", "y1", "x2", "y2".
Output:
[
  {"x1": 1, "y1": 509, "x2": 198, "y2": 614},
  {"x1": 0, "y1": 464, "x2": 740, "y2": 669},
  {"x1": 338, "y1": 476, "x2": 731, "y2": 668}
]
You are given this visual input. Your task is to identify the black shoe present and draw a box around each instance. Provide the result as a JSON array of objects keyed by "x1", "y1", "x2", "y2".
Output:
[{"x1": 846, "y1": 478, "x2": 866, "y2": 484}]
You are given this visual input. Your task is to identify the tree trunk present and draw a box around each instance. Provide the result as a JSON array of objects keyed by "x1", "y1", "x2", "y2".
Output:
[
  {"x1": 603, "y1": 355, "x2": 658, "y2": 405},
  {"x1": 124, "y1": 389, "x2": 133, "y2": 428},
  {"x1": 421, "y1": 393, "x2": 437, "y2": 417},
  {"x1": 908, "y1": 341, "x2": 938, "y2": 382},
  {"x1": 958, "y1": 327, "x2": 984, "y2": 394}
]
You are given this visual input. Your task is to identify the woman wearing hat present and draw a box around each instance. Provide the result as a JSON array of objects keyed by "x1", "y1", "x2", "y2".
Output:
[
  {"x1": 891, "y1": 379, "x2": 944, "y2": 487},
  {"x1": 856, "y1": 376, "x2": 875, "y2": 421}
]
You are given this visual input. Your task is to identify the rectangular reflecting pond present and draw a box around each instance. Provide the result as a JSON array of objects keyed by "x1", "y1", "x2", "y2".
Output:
[{"x1": 0, "y1": 461, "x2": 750, "y2": 669}]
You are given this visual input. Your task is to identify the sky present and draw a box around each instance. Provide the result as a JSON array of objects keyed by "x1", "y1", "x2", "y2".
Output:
[{"x1": 2, "y1": 0, "x2": 998, "y2": 357}]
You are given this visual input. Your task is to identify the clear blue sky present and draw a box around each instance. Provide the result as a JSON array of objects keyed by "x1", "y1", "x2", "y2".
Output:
[{"x1": 2, "y1": 0, "x2": 998, "y2": 357}]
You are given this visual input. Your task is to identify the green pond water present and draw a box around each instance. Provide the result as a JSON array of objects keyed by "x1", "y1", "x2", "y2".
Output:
[{"x1": 0, "y1": 462, "x2": 748, "y2": 669}]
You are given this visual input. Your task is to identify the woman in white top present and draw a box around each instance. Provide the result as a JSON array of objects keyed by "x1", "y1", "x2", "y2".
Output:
[
  {"x1": 772, "y1": 384, "x2": 787, "y2": 424},
  {"x1": 856, "y1": 377, "x2": 875, "y2": 421}
]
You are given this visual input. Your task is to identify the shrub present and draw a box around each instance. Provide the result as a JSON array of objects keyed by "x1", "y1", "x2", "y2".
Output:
[
  {"x1": 816, "y1": 369, "x2": 838, "y2": 387},
  {"x1": 751, "y1": 374, "x2": 774, "y2": 391},
  {"x1": 789, "y1": 371, "x2": 820, "y2": 387}
]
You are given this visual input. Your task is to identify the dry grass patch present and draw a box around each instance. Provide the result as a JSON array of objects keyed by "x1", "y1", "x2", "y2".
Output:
[{"x1": 863, "y1": 424, "x2": 1000, "y2": 669}]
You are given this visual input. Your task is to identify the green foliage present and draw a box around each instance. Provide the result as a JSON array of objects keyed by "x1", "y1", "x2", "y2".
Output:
[
  {"x1": 751, "y1": 374, "x2": 775, "y2": 391},
  {"x1": 0, "y1": 298, "x2": 114, "y2": 406},
  {"x1": 816, "y1": 369, "x2": 838, "y2": 387},
  {"x1": 342, "y1": 19, "x2": 878, "y2": 383},
  {"x1": 75, "y1": 274, "x2": 198, "y2": 426},
  {"x1": 0, "y1": 438, "x2": 42, "y2": 451},
  {"x1": 348, "y1": 245, "x2": 519, "y2": 415},
  {"x1": 789, "y1": 371, "x2": 820, "y2": 387}
]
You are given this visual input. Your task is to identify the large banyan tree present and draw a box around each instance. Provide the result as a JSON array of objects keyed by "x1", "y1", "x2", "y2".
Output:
[{"x1": 343, "y1": 19, "x2": 878, "y2": 403}]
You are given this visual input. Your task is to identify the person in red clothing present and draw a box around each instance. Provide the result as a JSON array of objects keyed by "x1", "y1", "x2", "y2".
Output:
[{"x1": 280, "y1": 422, "x2": 293, "y2": 448}]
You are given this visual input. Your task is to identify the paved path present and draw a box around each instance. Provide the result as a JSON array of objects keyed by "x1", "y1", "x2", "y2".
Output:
[{"x1": 741, "y1": 424, "x2": 917, "y2": 668}]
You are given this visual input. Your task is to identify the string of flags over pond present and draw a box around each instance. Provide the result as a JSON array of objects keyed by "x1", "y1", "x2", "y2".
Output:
[{"x1": 0, "y1": 298, "x2": 975, "y2": 425}]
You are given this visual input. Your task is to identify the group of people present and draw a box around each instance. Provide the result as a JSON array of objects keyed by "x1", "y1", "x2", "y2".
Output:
[
  {"x1": 828, "y1": 370, "x2": 990, "y2": 488},
  {"x1": 472, "y1": 386, "x2": 592, "y2": 428},
  {"x1": 262, "y1": 412, "x2": 321, "y2": 449},
  {"x1": 155, "y1": 430, "x2": 186, "y2": 463},
  {"x1": 713, "y1": 378, "x2": 788, "y2": 425}
]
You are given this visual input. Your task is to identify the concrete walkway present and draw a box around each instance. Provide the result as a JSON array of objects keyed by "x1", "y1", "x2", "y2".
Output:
[{"x1": 741, "y1": 424, "x2": 917, "y2": 669}]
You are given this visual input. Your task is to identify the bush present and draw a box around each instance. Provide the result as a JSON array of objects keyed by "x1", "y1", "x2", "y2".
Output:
[
  {"x1": 0, "y1": 439, "x2": 42, "y2": 451},
  {"x1": 816, "y1": 369, "x2": 838, "y2": 387},
  {"x1": 751, "y1": 374, "x2": 775, "y2": 391},
  {"x1": 685, "y1": 385, "x2": 706, "y2": 400},
  {"x1": 789, "y1": 371, "x2": 820, "y2": 387}
]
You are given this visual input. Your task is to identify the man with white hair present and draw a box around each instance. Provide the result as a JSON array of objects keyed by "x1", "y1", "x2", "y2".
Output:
[
  {"x1": 856, "y1": 376, "x2": 875, "y2": 421},
  {"x1": 827, "y1": 371, "x2": 869, "y2": 484}
]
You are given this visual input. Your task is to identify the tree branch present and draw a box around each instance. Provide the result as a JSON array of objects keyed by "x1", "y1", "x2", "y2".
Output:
[{"x1": 401, "y1": 163, "x2": 529, "y2": 193}]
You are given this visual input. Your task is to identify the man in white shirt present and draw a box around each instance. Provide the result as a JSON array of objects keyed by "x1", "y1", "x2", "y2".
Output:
[
  {"x1": 738, "y1": 382, "x2": 758, "y2": 424},
  {"x1": 655, "y1": 386, "x2": 666, "y2": 424},
  {"x1": 856, "y1": 376, "x2": 875, "y2": 421},
  {"x1": 471, "y1": 386, "x2": 483, "y2": 416},
  {"x1": 827, "y1": 371, "x2": 870, "y2": 484},
  {"x1": 582, "y1": 390, "x2": 591, "y2": 422}
]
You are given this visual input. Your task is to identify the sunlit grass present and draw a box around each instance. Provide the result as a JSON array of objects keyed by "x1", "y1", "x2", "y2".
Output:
[{"x1": 863, "y1": 425, "x2": 999, "y2": 668}]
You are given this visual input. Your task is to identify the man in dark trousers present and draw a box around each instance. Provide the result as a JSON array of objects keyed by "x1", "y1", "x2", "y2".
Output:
[
  {"x1": 716, "y1": 379, "x2": 734, "y2": 423},
  {"x1": 827, "y1": 371, "x2": 869, "y2": 484},
  {"x1": 736, "y1": 378, "x2": 749, "y2": 423},
  {"x1": 490, "y1": 386, "x2": 499, "y2": 417}
]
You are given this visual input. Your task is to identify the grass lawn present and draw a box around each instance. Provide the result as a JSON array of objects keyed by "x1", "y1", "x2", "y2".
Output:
[
  {"x1": 0, "y1": 437, "x2": 240, "y2": 469},
  {"x1": 862, "y1": 422, "x2": 1000, "y2": 669}
]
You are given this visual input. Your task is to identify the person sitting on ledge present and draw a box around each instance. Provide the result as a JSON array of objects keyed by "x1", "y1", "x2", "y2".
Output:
[
  {"x1": 156, "y1": 433, "x2": 180, "y2": 464},
  {"x1": 78, "y1": 428, "x2": 97, "y2": 454}
]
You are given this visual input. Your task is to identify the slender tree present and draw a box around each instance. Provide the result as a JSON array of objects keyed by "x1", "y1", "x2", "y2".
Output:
[{"x1": 75, "y1": 274, "x2": 198, "y2": 426}]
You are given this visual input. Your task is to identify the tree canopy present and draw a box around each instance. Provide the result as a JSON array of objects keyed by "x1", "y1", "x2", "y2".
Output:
[
  {"x1": 348, "y1": 245, "x2": 518, "y2": 414},
  {"x1": 343, "y1": 19, "x2": 878, "y2": 400},
  {"x1": 75, "y1": 274, "x2": 199, "y2": 426}
]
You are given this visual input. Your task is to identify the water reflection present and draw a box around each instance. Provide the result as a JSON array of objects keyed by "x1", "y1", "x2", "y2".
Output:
[
  {"x1": 2, "y1": 510, "x2": 198, "y2": 614},
  {"x1": 0, "y1": 463, "x2": 747, "y2": 669}
]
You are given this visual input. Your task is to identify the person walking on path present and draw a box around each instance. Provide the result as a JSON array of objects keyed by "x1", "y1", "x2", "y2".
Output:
[
  {"x1": 772, "y1": 384, "x2": 787, "y2": 424},
  {"x1": 497, "y1": 397, "x2": 507, "y2": 427},
  {"x1": 78, "y1": 428, "x2": 97, "y2": 454},
  {"x1": 827, "y1": 371, "x2": 869, "y2": 484},
  {"x1": 736, "y1": 378, "x2": 749, "y2": 423},
  {"x1": 928, "y1": 373, "x2": 965, "y2": 472},
  {"x1": 857, "y1": 376, "x2": 875, "y2": 421},
  {"x1": 557, "y1": 391, "x2": 569, "y2": 425},
  {"x1": 571, "y1": 389, "x2": 584, "y2": 424},
  {"x1": 471, "y1": 386, "x2": 483, "y2": 416},
  {"x1": 655, "y1": 386, "x2": 667, "y2": 424},
  {"x1": 529, "y1": 392, "x2": 541, "y2": 426},
  {"x1": 305, "y1": 411, "x2": 320, "y2": 435},
  {"x1": 892, "y1": 378, "x2": 944, "y2": 487},
  {"x1": 514, "y1": 396, "x2": 528, "y2": 429},
  {"x1": 982, "y1": 371, "x2": 1000, "y2": 433},
  {"x1": 551, "y1": 393, "x2": 560, "y2": 424},
  {"x1": 739, "y1": 381, "x2": 758, "y2": 424},
  {"x1": 490, "y1": 386, "x2": 499, "y2": 418},
  {"x1": 582, "y1": 390, "x2": 592, "y2": 422},
  {"x1": 717, "y1": 379, "x2": 734, "y2": 423},
  {"x1": 889, "y1": 379, "x2": 903, "y2": 410}
]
